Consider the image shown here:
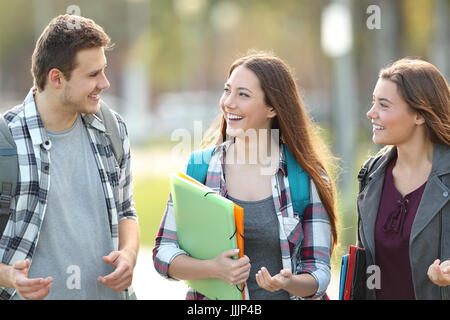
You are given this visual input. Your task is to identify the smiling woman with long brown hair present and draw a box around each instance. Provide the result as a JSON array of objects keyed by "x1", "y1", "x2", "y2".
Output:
[
  {"x1": 153, "y1": 51, "x2": 338, "y2": 300},
  {"x1": 213, "y1": 52, "x2": 338, "y2": 249},
  {"x1": 357, "y1": 58, "x2": 450, "y2": 299}
]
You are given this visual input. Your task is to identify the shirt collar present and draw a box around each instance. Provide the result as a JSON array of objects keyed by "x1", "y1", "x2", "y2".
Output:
[
  {"x1": 430, "y1": 143, "x2": 450, "y2": 177},
  {"x1": 22, "y1": 88, "x2": 50, "y2": 148},
  {"x1": 81, "y1": 112, "x2": 106, "y2": 133},
  {"x1": 279, "y1": 143, "x2": 288, "y2": 176},
  {"x1": 368, "y1": 143, "x2": 450, "y2": 181},
  {"x1": 22, "y1": 88, "x2": 107, "y2": 147}
]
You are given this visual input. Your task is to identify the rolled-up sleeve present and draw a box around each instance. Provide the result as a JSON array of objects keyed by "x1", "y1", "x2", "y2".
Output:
[{"x1": 297, "y1": 179, "x2": 332, "y2": 299}]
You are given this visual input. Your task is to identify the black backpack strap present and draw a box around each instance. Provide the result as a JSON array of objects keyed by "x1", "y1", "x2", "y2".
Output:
[
  {"x1": 0, "y1": 115, "x2": 18, "y2": 237},
  {"x1": 356, "y1": 155, "x2": 382, "y2": 246},
  {"x1": 96, "y1": 101, "x2": 123, "y2": 166},
  {"x1": 358, "y1": 154, "x2": 383, "y2": 193}
]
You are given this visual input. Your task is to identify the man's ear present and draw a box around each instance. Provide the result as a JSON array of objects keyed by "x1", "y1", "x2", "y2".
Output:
[{"x1": 48, "y1": 68, "x2": 64, "y2": 89}]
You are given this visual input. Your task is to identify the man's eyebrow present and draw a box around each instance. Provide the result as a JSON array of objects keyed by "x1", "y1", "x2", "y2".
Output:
[
  {"x1": 88, "y1": 63, "x2": 107, "y2": 74},
  {"x1": 225, "y1": 83, "x2": 253, "y2": 94}
]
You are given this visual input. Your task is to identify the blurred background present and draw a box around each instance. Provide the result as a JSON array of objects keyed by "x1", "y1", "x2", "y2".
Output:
[{"x1": 0, "y1": 0, "x2": 448, "y2": 299}]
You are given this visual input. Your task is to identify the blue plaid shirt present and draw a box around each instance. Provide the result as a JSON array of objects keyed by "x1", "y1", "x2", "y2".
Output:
[{"x1": 0, "y1": 88, "x2": 137, "y2": 299}]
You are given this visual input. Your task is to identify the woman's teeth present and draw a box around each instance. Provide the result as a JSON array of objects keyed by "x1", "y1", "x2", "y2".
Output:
[{"x1": 228, "y1": 114, "x2": 244, "y2": 120}]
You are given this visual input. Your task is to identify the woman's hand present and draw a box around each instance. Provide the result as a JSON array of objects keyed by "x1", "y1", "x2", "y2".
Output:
[
  {"x1": 427, "y1": 259, "x2": 450, "y2": 287},
  {"x1": 256, "y1": 267, "x2": 292, "y2": 292},
  {"x1": 212, "y1": 249, "x2": 250, "y2": 286}
]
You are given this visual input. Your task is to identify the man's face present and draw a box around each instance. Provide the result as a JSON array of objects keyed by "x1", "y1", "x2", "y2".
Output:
[{"x1": 60, "y1": 47, "x2": 110, "y2": 114}]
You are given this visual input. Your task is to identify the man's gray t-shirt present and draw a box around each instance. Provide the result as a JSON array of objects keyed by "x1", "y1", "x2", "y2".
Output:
[{"x1": 13, "y1": 115, "x2": 122, "y2": 300}]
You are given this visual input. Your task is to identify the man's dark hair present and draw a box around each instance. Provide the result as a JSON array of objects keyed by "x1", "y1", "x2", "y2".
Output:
[{"x1": 31, "y1": 14, "x2": 112, "y2": 91}]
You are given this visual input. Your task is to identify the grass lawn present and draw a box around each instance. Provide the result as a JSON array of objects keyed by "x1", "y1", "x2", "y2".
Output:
[{"x1": 134, "y1": 176, "x2": 171, "y2": 247}]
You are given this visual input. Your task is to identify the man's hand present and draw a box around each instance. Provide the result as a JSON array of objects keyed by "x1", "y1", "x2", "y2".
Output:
[
  {"x1": 97, "y1": 250, "x2": 136, "y2": 292},
  {"x1": 427, "y1": 259, "x2": 450, "y2": 287},
  {"x1": 10, "y1": 259, "x2": 53, "y2": 300}
]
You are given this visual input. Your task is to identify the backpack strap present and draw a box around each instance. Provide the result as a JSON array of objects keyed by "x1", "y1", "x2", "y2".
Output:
[
  {"x1": 357, "y1": 154, "x2": 384, "y2": 194},
  {"x1": 356, "y1": 154, "x2": 382, "y2": 246},
  {"x1": 284, "y1": 144, "x2": 310, "y2": 219},
  {"x1": 0, "y1": 115, "x2": 18, "y2": 237},
  {"x1": 186, "y1": 144, "x2": 311, "y2": 219},
  {"x1": 186, "y1": 146, "x2": 216, "y2": 183},
  {"x1": 96, "y1": 101, "x2": 123, "y2": 166}
]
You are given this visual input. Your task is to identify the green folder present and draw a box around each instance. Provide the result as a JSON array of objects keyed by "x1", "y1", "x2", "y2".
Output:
[{"x1": 169, "y1": 172, "x2": 244, "y2": 300}]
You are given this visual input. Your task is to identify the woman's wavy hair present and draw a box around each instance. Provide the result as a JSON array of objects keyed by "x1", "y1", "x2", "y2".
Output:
[
  {"x1": 379, "y1": 58, "x2": 450, "y2": 146},
  {"x1": 203, "y1": 51, "x2": 339, "y2": 250}
]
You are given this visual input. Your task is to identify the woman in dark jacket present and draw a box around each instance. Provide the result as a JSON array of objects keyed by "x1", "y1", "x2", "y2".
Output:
[{"x1": 357, "y1": 58, "x2": 449, "y2": 299}]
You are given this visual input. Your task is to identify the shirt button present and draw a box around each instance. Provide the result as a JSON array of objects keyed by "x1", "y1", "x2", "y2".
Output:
[
  {"x1": 444, "y1": 191, "x2": 449, "y2": 197},
  {"x1": 42, "y1": 140, "x2": 52, "y2": 150},
  {"x1": 274, "y1": 185, "x2": 278, "y2": 189}
]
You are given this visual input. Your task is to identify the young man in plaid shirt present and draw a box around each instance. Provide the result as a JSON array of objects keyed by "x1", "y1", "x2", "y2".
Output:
[{"x1": 0, "y1": 14, "x2": 139, "y2": 300}]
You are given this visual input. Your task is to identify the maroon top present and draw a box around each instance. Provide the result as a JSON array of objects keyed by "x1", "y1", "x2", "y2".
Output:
[{"x1": 374, "y1": 157, "x2": 426, "y2": 300}]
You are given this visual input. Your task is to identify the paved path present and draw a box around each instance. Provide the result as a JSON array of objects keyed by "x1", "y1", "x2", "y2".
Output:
[{"x1": 132, "y1": 246, "x2": 188, "y2": 300}]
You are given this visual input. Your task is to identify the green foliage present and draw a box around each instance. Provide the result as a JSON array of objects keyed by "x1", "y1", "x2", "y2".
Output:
[{"x1": 0, "y1": 0, "x2": 34, "y2": 62}]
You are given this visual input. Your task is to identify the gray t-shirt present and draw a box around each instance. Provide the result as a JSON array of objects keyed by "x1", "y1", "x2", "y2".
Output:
[
  {"x1": 13, "y1": 115, "x2": 122, "y2": 300},
  {"x1": 228, "y1": 194, "x2": 290, "y2": 300}
]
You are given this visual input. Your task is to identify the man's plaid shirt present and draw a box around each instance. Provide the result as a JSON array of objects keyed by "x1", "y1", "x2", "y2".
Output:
[
  {"x1": 0, "y1": 88, "x2": 137, "y2": 299},
  {"x1": 153, "y1": 140, "x2": 332, "y2": 300}
]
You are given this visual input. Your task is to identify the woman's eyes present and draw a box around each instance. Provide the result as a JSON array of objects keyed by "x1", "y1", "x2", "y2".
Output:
[
  {"x1": 371, "y1": 100, "x2": 388, "y2": 109},
  {"x1": 223, "y1": 88, "x2": 249, "y2": 97}
]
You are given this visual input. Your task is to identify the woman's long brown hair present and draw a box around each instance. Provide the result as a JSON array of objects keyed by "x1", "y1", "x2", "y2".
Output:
[{"x1": 204, "y1": 51, "x2": 339, "y2": 250}]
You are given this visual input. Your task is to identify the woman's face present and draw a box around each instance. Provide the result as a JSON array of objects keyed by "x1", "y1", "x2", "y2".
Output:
[
  {"x1": 220, "y1": 65, "x2": 276, "y2": 138},
  {"x1": 367, "y1": 78, "x2": 424, "y2": 146}
]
